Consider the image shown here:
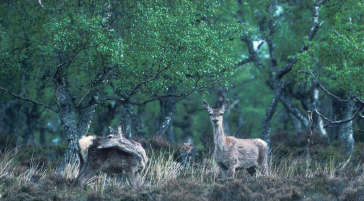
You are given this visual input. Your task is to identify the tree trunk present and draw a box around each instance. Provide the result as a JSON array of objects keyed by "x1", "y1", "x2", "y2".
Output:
[
  {"x1": 311, "y1": 79, "x2": 328, "y2": 138},
  {"x1": 56, "y1": 103, "x2": 79, "y2": 173},
  {"x1": 280, "y1": 92, "x2": 309, "y2": 129},
  {"x1": 167, "y1": 122, "x2": 175, "y2": 144},
  {"x1": 39, "y1": 127, "x2": 46, "y2": 145},
  {"x1": 23, "y1": 104, "x2": 42, "y2": 145},
  {"x1": 289, "y1": 113, "x2": 303, "y2": 132},
  {"x1": 54, "y1": 79, "x2": 96, "y2": 172},
  {"x1": 156, "y1": 86, "x2": 177, "y2": 143},
  {"x1": 131, "y1": 105, "x2": 146, "y2": 139},
  {"x1": 121, "y1": 103, "x2": 134, "y2": 139},
  {"x1": 0, "y1": 99, "x2": 19, "y2": 133},
  {"x1": 233, "y1": 92, "x2": 244, "y2": 137},
  {"x1": 262, "y1": 80, "x2": 285, "y2": 148},
  {"x1": 337, "y1": 100, "x2": 354, "y2": 154}
]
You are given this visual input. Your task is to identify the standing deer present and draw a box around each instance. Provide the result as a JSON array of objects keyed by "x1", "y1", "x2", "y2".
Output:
[
  {"x1": 75, "y1": 122, "x2": 148, "y2": 188},
  {"x1": 203, "y1": 100, "x2": 268, "y2": 178}
]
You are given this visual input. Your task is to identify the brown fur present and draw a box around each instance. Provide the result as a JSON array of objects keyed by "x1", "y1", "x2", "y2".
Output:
[
  {"x1": 75, "y1": 123, "x2": 147, "y2": 188},
  {"x1": 225, "y1": 137, "x2": 232, "y2": 146},
  {"x1": 180, "y1": 143, "x2": 193, "y2": 153},
  {"x1": 203, "y1": 100, "x2": 268, "y2": 178}
]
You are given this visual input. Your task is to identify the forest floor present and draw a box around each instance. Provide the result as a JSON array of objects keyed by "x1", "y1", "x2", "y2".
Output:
[{"x1": 0, "y1": 132, "x2": 364, "y2": 201}]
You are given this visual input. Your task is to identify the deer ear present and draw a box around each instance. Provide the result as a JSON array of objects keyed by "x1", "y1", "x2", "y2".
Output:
[
  {"x1": 203, "y1": 100, "x2": 212, "y2": 112},
  {"x1": 118, "y1": 122, "x2": 124, "y2": 136},
  {"x1": 222, "y1": 99, "x2": 229, "y2": 112},
  {"x1": 109, "y1": 126, "x2": 115, "y2": 133}
]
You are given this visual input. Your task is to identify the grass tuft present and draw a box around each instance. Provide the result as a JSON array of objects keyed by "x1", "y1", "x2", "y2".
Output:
[{"x1": 0, "y1": 144, "x2": 363, "y2": 201}]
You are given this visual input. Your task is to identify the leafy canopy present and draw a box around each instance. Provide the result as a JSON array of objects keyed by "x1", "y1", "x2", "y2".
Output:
[
  {"x1": 1, "y1": 0, "x2": 240, "y2": 103},
  {"x1": 297, "y1": 0, "x2": 364, "y2": 99}
]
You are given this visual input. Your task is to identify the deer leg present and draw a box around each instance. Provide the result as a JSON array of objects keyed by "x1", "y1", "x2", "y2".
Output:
[
  {"x1": 218, "y1": 164, "x2": 227, "y2": 179},
  {"x1": 259, "y1": 158, "x2": 269, "y2": 176},
  {"x1": 76, "y1": 166, "x2": 97, "y2": 188},
  {"x1": 126, "y1": 171, "x2": 138, "y2": 188},
  {"x1": 246, "y1": 166, "x2": 257, "y2": 177},
  {"x1": 74, "y1": 164, "x2": 87, "y2": 187}
]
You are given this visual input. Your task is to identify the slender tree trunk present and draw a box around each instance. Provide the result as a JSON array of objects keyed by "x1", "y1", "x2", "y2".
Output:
[
  {"x1": 280, "y1": 92, "x2": 309, "y2": 130},
  {"x1": 262, "y1": 80, "x2": 285, "y2": 148},
  {"x1": 233, "y1": 92, "x2": 244, "y2": 137},
  {"x1": 331, "y1": 92, "x2": 354, "y2": 154},
  {"x1": 311, "y1": 79, "x2": 328, "y2": 138},
  {"x1": 0, "y1": 99, "x2": 19, "y2": 133},
  {"x1": 121, "y1": 103, "x2": 133, "y2": 139},
  {"x1": 338, "y1": 100, "x2": 354, "y2": 154},
  {"x1": 156, "y1": 87, "x2": 177, "y2": 143},
  {"x1": 289, "y1": 113, "x2": 303, "y2": 132},
  {"x1": 167, "y1": 123, "x2": 175, "y2": 144},
  {"x1": 39, "y1": 127, "x2": 46, "y2": 145},
  {"x1": 23, "y1": 104, "x2": 42, "y2": 145},
  {"x1": 131, "y1": 105, "x2": 146, "y2": 139}
]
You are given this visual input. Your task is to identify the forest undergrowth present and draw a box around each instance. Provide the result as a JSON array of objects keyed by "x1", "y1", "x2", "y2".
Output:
[{"x1": 0, "y1": 135, "x2": 364, "y2": 201}]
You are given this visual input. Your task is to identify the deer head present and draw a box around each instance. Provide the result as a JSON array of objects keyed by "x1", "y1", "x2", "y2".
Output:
[
  {"x1": 203, "y1": 99, "x2": 229, "y2": 127},
  {"x1": 98, "y1": 122, "x2": 124, "y2": 149}
]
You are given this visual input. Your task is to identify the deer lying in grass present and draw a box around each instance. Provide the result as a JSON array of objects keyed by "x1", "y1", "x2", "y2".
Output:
[
  {"x1": 75, "y1": 122, "x2": 148, "y2": 188},
  {"x1": 179, "y1": 143, "x2": 198, "y2": 166},
  {"x1": 203, "y1": 100, "x2": 268, "y2": 178}
]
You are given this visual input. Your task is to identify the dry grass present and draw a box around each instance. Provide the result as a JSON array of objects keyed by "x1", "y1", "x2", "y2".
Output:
[{"x1": 0, "y1": 145, "x2": 363, "y2": 201}]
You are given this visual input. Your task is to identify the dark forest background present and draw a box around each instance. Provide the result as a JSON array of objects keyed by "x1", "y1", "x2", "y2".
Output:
[{"x1": 1, "y1": 0, "x2": 363, "y2": 158}]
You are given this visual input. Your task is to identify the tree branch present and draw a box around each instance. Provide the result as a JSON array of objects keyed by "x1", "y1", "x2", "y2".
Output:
[
  {"x1": 298, "y1": 70, "x2": 352, "y2": 103},
  {"x1": 76, "y1": 66, "x2": 114, "y2": 108},
  {"x1": 0, "y1": 87, "x2": 58, "y2": 112},
  {"x1": 275, "y1": 0, "x2": 324, "y2": 80},
  {"x1": 126, "y1": 66, "x2": 169, "y2": 99},
  {"x1": 233, "y1": 57, "x2": 254, "y2": 69},
  {"x1": 312, "y1": 104, "x2": 364, "y2": 128},
  {"x1": 53, "y1": 47, "x2": 86, "y2": 80},
  {"x1": 280, "y1": 92, "x2": 309, "y2": 127},
  {"x1": 332, "y1": 29, "x2": 351, "y2": 44}
]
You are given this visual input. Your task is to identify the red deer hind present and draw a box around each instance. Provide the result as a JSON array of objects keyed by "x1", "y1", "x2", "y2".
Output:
[
  {"x1": 203, "y1": 100, "x2": 268, "y2": 178},
  {"x1": 75, "y1": 122, "x2": 148, "y2": 188}
]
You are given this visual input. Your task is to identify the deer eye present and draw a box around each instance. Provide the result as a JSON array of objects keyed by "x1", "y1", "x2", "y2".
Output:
[
  {"x1": 219, "y1": 113, "x2": 223, "y2": 115},
  {"x1": 209, "y1": 113, "x2": 213, "y2": 116},
  {"x1": 108, "y1": 135, "x2": 113, "y2": 139}
]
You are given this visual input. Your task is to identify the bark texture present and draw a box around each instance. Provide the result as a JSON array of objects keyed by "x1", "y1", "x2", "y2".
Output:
[
  {"x1": 332, "y1": 98, "x2": 354, "y2": 154},
  {"x1": 156, "y1": 86, "x2": 177, "y2": 143},
  {"x1": 311, "y1": 80, "x2": 327, "y2": 138},
  {"x1": 54, "y1": 77, "x2": 97, "y2": 172}
]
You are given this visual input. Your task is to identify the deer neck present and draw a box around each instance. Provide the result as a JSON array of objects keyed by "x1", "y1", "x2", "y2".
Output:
[{"x1": 213, "y1": 122, "x2": 227, "y2": 152}]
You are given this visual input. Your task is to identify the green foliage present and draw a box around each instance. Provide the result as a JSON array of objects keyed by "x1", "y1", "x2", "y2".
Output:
[
  {"x1": 296, "y1": 0, "x2": 364, "y2": 98},
  {"x1": 1, "y1": 0, "x2": 238, "y2": 103}
]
